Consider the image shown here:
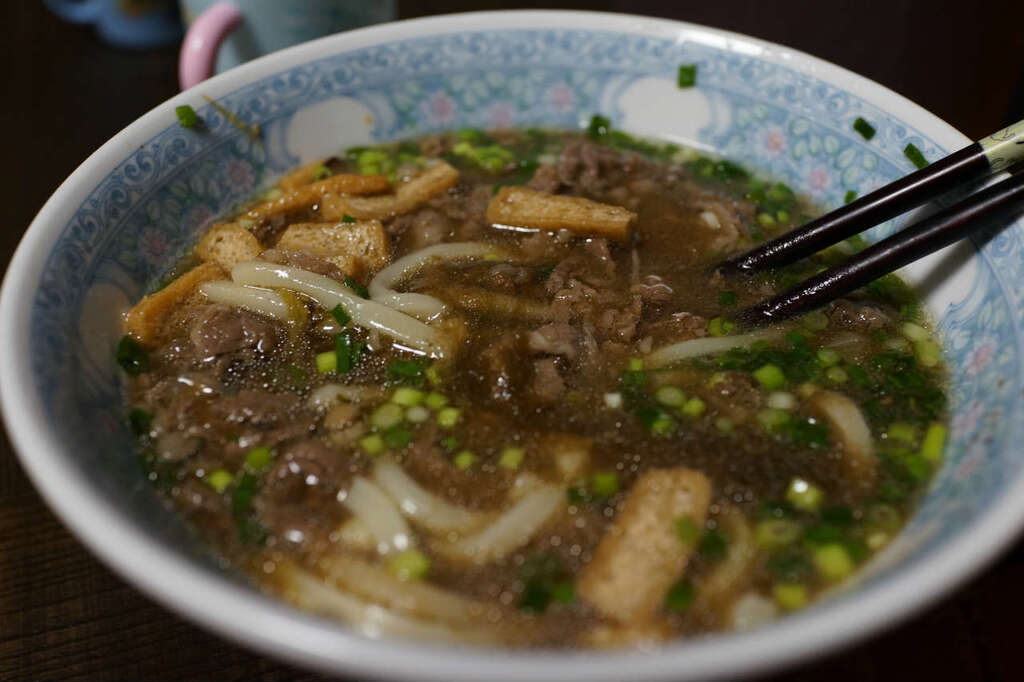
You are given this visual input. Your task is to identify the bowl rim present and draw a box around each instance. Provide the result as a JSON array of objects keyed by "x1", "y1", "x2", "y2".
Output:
[{"x1": 3, "y1": 9, "x2": 1021, "y2": 681}]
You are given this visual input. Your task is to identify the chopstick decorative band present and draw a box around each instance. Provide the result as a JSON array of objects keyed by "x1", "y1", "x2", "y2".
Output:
[{"x1": 980, "y1": 120, "x2": 1024, "y2": 173}]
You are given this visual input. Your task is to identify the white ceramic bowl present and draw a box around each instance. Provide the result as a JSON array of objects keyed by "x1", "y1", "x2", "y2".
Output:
[{"x1": 4, "y1": 10, "x2": 1024, "y2": 681}]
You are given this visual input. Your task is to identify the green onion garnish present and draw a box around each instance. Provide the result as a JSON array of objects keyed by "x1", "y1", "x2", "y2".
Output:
[
  {"x1": 698, "y1": 529, "x2": 729, "y2": 561},
  {"x1": 681, "y1": 397, "x2": 706, "y2": 417},
  {"x1": 315, "y1": 349, "x2": 337, "y2": 374},
  {"x1": 370, "y1": 403, "x2": 404, "y2": 430},
  {"x1": 335, "y1": 332, "x2": 362, "y2": 373},
  {"x1": 383, "y1": 425, "x2": 413, "y2": 449},
  {"x1": 330, "y1": 304, "x2": 351, "y2": 327},
  {"x1": 852, "y1": 117, "x2": 876, "y2": 140},
  {"x1": 753, "y1": 363, "x2": 786, "y2": 390},
  {"x1": 175, "y1": 104, "x2": 199, "y2": 128},
  {"x1": 116, "y1": 335, "x2": 150, "y2": 375},
  {"x1": 424, "y1": 392, "x2": 449, "y2": 409},
  {"x1": 359, "y1": 434, "x2": 385, "y2": 456},
  {"x1": 587, "y1": 114, "x2": 611, "y2": 139},
  {"x1": 920, "y1": 422, "x2": 947, "y2": 461},
  {"x1": 244, "y1": 446, "x2": 272, "y2": 471},
  {"x1": 498, "y1": 447, "x2": 525, "y2": 470},
  {"x1": 677, "y1": 64, "x2": 697, "y2": 88},
  {"x1": 844, "y1": 190, "x2": 858, "y2": 204},
  {"x1": 388, "y1": 359, "x2": 427, "y2": 386},
  {"x1": 773, "y1": 583, "x2": 808, "y2": 610},
  {"x1": 675, "y1": 515, "x2": 700, "y2": 544},
  {"x1": 312, "y1": 165, "x2": 332, "y2": 181},
  {"x1": 664, "y1": 578, "x2": 696, "y2": 612},
  {"x1": 785, "y1": 477, "x2": 823, "y2": 511},
  {"x1": 341, "y1": 213, "x2": 357, "y2": 224},
  {"x1": 591, "y1": 472, "x2": 619, "y2": 497},
  {"x1": 453, "y1": 450, "x2": 476, "y2": 470},
  {"x1": 343, "y1": 276, "x2": 370, "y2": 298},
  {"x1": 904, "y1": 143, "x2": 928, "y2": 169},
  {"x1": 437, "y1": 407, "x2": 461, "y2": 429},
  {"x1": 205, "y1": 469, "x2": 233, "y2": 493},
  {"x1": 128, "y1": 408, "x2": 153, "y2": 438},
  {"x1": 391, "y1": 387, "x2": 425, "y2": 407},
  {"x1": 718, "y1": 290, "x2": 737, "y2": 306},
  {"x1": 389, "y1": 549, "x2": 430, "y2": 580},
  {"x1": 813, "y1": 543, "x2": 854, "y2": 580}
]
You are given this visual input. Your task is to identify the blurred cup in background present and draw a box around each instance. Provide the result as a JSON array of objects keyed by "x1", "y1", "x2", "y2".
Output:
[
  {"x1": 178, "y1": 0, "x2": 396, "y2": 89},
  {"x1": 44, "y1": 0, "x2": 183, "y2": 49}
]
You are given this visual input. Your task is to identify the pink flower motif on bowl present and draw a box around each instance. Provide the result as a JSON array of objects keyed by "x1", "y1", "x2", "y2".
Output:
[
  {"x1": 548, "y1": 83, "x2": 575, "y2": 113},
  {"x1": 424, "y1": 91, "x2": 456, "y2": 126}
]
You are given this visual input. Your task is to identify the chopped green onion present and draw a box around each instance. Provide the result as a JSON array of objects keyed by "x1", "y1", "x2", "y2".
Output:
[
  {"x1": 773, "y1": 583, "x2": 808, "y2": 610},
  {"x1": 802, "y1": 310, "x2": 830, "y2": 332},
  {"x1": 388, "y1": 359, "x2": 427, "y2": 386},
  {"x1": 231, "y1": 472, "x2": 259, "y2": 518},
  {"x1": 587, "y1": 114, "x2": 611, "y2": 139},
  {"x1": 786, "y1": 477, "x2": 823, "y2": 512},
  {"x1": 551, "y1": 582, "x2": 576, "y2": 604},
  {"x1": 677, "y1": 64, "x2": 697, "y2": 88},
  {"x1": 342, "y1": 276, "x2": 370, "y2": 298},
  {"x1": 405, "y1": 405, "x2": 430, "y2": 423},
  {"x1": 244, "y1": 446, "x2": 272, "y2": 471},
  {"x1": 591, "y1": 472, "x2": 619, "y2": 497},
  {"x1": 813, "y1": 543, "x2": 854, "y2": 580},
  {"x1": 370, "y1": 403, "x2": 404, "y2": 430},
  {"x1": 341, "y1": 213, "x2": 357, "y2": 224},
  {"x1": 675, "y1": 515, "x2": 701, "y2": 544},
  {"x1": 655, "y1": 386, "x2": 686, "y2": 407},
  {"x1": 334, "y1": 332, "x2": 361, "y2": 374},
  {"x1": 628, "y1": 357, "x2": 644, "y2": 371},
  {"x1": 886, "y1": 422, "x2": 917, "y2": 444},
  {"x1": 816, "y1": 349, "x2": 841, "y2": 367},
  {"x1": 714, "y1": 416, "x2": 734, "y2": 432},
  {"x1": 499, "y1": 447, "x2": 525, "y2": 470},
  {"x1": 664, "y1": 578, "x2": 696, "y2": 612},
  {"x1": 175, "y1": 104, "x2": 199, "y2": 128},
  {"x1": 389, "y1": 549, "x2": 430, "y2": 581},
  {"x1": 904, "y1": 143, "x2": 929, "y2": 169},
  {"x1": 900, "y1": 322, "x2": 928, "y2": 341},
  {"x1": 313, "y1": 165, "x2": 332, "y2": 181},
  {"x1": 921, "y1": 422, "x2": 947, "y2": 461},
  {"x1": 360, "y1": 432, "x2": 385, "y2": 454},
  {"x1": 707, "y1": 316, "x2": 737, "y2": 337},
  {"x1": 391, "y1": 387, "x2": 425, "y2": 407},
  {"x1": 698, "y1": 529, "x2": 729, "y2": 561},
  {"x1": 825, "y1": 366, "x2": 848, "y2": 383},
  {"x1": 128, "y1": 408, "x2": 153, "y2": 438},
  {"x1": 205, "y1": 469, "x2": 233, "y2": 493},
  {"x1": 718, "y1": 290, "x2": 737, "y2": 306},
  {"x1": 330, "y1": 304, "x2": 351, "y2": 327},
  {"x1": 754, "y1": 519, "x2": 802, "y2": 549},
  {"x1": 757, "y1": 408, "x2": 790, "y2": 430},
  {"x1": 757, "y1": 212, "x2": 776, "y2": 228},
  {"x1": 315, "y1": 350, "x2": 337, "y2": 374},
  {"x1": 776, "y1": 209, "x2": 791, "y2": 223},
  {"x1": 765, "y1": 391, "x2": 795, "y2": 410},
  {"x1": 753, "y1": 363, "x2": 786, "y2": 390},
  {"x1": 453, "y1": 450, "x2": 476, "y2": 470},
  {"x1": 844, "y1": 190, "x2": 858, "y2": 204},
  {"x1": 116, "y1": 335, "x2": 150, "y2": 375},
  {"x1": 437, "y1": 407, "x2": 461, "y2": 429},
  {"x1": 383, "y1": 425, "x2": 413, "y2": 449},
  {"x1": 681, "y1": 397, "x2": 706, "y2": 417},
  {"x1": 914, "y1": 339, "x2": 941, "y2": 367},
  {"x1": 440, "y1": 435, "x2": 459, "y2": 452},
  {"x1": 424, "y1": 392, "x2": 448, "y2": 409},
  {"x1": 852, "y1": 117, "x2": 876, "y2": 140}
]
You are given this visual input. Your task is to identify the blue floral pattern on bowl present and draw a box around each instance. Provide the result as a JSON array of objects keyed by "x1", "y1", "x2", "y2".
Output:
[{"x1": 28, "y1": 28, "x2": 1024, "y2": 611}]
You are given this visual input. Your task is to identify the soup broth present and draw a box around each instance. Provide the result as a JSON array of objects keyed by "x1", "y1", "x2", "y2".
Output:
[{"x1": 118, "y1": 122, "x2": 947, "y2": 646}]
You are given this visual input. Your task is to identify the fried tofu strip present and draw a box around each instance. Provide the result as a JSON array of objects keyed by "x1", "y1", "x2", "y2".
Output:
[
  {"x1": 320, "y1": 162, "x2": 459, "y2": 221},
  {"x1": 486, "y1": 186, "x2": 636, "y2": 241},
  {"x1": 578, "y1": 468, "x2": 711, "y2": 623},
  {"x1": 195, "y1": 222, "x2": 263, "y2": 271},
  {"x1": 276, "y1": 219, "x2": 389, "y2": 279},
  {"x1": 277, "y1": 159, "x2": 334, "y2": 191},
  {"x1": 244, "y1": 173, "x2": 389, "y2": 224},
  {"x1": 124, "y1": 262, "x2": 225, "y2": 344}
]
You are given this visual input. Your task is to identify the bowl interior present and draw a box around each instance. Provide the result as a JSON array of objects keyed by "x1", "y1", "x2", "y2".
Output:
[{"x1": 7, "y1": 11, "x2": 1024, "y2": 681}]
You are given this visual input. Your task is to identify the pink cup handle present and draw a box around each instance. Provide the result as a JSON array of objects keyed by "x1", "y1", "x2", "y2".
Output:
[{"x1": 178, "y1": 1, "x2": 243, "y2": 90}]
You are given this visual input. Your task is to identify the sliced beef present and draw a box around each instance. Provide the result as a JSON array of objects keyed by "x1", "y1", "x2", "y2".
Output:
[
  {"x1": 526, "y1": 322, "x2": 580, "y2": 361},
  {"x1": 211, "y1": 389, "x2": 301, "y2": 426},
  {"x1": 483, "y1": 263, "x2": 536, "y2": 292},
  {"x1": 595, "y1": 295, "x2": 643, "y2": 343},
  {"x1": 527, "y1": 164, "x2": 562, "y2": 193},
  {"x1": 530, "y1": 358, "x2": 566, "y2": 402},
  {"x1": 642, "y1": 311, "x2": 708, "y2": 346},
  {"x1": 190, "y1": 304, "x2": 278, "y2": 357},
  {"x1": 631, "y1": 275, "x2": 674, "y2": 305},
  {"x1": 405, "y1": 207, "x2": 451, "y2": 249}
]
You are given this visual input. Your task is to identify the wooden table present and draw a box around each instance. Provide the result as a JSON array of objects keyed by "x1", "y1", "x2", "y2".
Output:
[{"x1": 3, "y1": 2, "x2": 1023, "y2": 679}]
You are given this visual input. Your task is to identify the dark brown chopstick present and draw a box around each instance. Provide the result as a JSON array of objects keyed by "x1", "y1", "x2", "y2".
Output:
[
  {"x1": 735, "y1": 169, "x2": 1024, "y2": 326},
  {"x1": 719, "y1": 119, "x2": 1024, "y2": 275}
]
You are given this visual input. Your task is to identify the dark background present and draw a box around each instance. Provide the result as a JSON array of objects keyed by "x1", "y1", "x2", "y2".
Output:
[{"x1": 3, "y1": 1, "x2": 1023, "y2": 680}]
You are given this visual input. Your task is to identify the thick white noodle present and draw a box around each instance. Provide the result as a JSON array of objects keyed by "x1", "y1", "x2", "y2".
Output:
[
  {"x1": 279, "y1": 564, "x2": 504, "y2": 644},
  {"x1": 319, "y1": 555, "x2": 493, "y2": 625},
  {"x1": 810, "y1": 390, "x2": 876, "y2": 489},
  {"x1": 341, "y1": 477, "x2": 413, "y2": 555},
  {"x1": 438, "y1": 484, "x2": 564, "y2": 563},
  {"x1": 307, "y1": 383, "x2": 386, "y2": 410},
  {"x1": 231, "y1": 260, "x2": 446, "y2": 358},
  {"x1": 199, "y1": 280, "x2": 292, "y2": 322},
  {"x1": 368, "y1": 242, "x2": 505, "y2": 320},
  {"x1": 645, "y1": 329, "x2": 783, "y2": 368},
  {"x1": 372, "y1": 458, "x2": 490, "y2": 534}
]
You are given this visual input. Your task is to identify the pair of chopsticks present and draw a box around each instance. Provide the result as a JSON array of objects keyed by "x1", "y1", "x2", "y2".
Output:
[{"x1": 722, "y1": 119, "x2": 1024, "y2": 326}]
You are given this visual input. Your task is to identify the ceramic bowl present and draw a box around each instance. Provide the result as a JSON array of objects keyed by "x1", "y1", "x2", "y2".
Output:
[{"x1": 4, "y1": 10, "x2": 1023, "y2": 681}]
